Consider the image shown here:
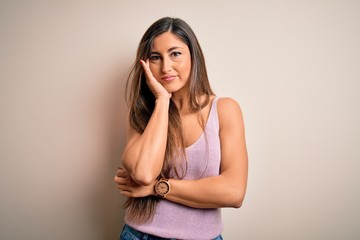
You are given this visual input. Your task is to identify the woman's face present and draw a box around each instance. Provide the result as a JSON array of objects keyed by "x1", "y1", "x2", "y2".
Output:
[{"x1": 148, "y1": 32, "x2": 192, "y2": 94}]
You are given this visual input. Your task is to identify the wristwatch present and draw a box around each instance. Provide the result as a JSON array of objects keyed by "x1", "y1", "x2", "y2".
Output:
[{"x1": 154, "y1": 178, "x2": 171, "y2": 198}]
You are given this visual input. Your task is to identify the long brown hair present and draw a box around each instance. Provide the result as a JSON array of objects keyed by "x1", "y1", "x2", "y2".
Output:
[{"x1": 124, "y1": 17, "x2": 214, "y2": 223}]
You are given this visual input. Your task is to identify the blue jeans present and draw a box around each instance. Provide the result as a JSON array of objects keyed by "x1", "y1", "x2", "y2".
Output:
[{"x1": 120, "y1": 224, "x2": 223, "y2": 240}]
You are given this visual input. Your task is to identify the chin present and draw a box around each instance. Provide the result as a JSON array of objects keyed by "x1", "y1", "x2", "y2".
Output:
[{"x1": 165, "y1": 87, "x2": 177, "y2": 93}]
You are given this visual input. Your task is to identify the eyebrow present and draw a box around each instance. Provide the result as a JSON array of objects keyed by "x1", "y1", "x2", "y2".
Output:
[{"x1": 150, "y1": 46, "x2": 183, "y2": 54}]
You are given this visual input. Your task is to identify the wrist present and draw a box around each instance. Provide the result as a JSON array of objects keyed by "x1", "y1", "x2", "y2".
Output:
[
  {"x1": 154, "y1": 178, "x2": 171, "y2": 198},
  {"x1": 155, "y1": 96, "x2": 171, "y2": 104}
]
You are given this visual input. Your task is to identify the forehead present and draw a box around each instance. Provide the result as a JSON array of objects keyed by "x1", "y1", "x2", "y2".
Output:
[{"x1": 151, "y1": 32, "x2": 188, "y2": 51}]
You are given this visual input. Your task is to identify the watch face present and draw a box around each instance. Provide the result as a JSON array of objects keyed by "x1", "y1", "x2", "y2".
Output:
[{"x1": 156, "y1": 181, "x2": 169, "y2": 195}]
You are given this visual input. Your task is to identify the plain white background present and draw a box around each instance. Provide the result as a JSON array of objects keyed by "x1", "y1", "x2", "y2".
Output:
[{"x1": 1, "y1": 1, "x2": 359, "y2": 239}]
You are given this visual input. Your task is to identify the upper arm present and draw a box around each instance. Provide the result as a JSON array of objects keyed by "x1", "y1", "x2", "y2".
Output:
[
  {"x1": 217, "y1": 98, "x2": 248, "y2": 188},
  {"x1": 121, "y1": 118, "x2": 141, "y2": 168},
  {"x1": 125, "y1": 119, "x2": 140, "y2": 146}
]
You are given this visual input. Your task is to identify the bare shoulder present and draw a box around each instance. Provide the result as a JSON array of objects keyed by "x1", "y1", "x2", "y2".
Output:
[
  {"x1": 217, "y1": 97, "x2": 244, "y2": 129},
  {"x1": 217, "y1": 97, "x2": 242, "y2": 110},
  {"x1": 217, "y1": 97, "x2": 243, "y2": 118}
]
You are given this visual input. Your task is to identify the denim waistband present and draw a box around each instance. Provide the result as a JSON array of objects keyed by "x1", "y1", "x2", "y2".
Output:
[
  {"x1": 121, "y1": 224, "x2": 175, "y2": 240},
  {"x1": 120, "y1": 224, "x2": 223, "y2": 240}
]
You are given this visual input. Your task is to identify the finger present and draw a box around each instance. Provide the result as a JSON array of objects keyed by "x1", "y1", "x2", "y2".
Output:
[
  {"x1": 116, "y1": 168, "x2": 129, "y2": 177},
  {"x1": 118, "y1": 184, "x2": 132, "y2": 192},
  {"x1": 115, "y1": 178, "x2": 129, "y2": 185},
  {"x1": 139, "y1": 59, "x2": 149, "y2": 72},
  {"x1": 139, "y1": 60, "x2": 147, "y2": 76},
  {"x1": 114, "y1": 175, "x2": 119, "y2": 183},
  {"x1": 140, "y1": 59, "x2": 150, "y2": 68},
  {"x1": 114, "y1": 174, "x2": 129, "y2": 183},
  {"x1": 114, "y1": 172, "x2": 129, "y2": 182},
  {"x1": 140, "y1": 59, "x2": 155, "y2": 81},
  {"x1": 120, "y1": 190, "x2": 132, "y2": 197}
]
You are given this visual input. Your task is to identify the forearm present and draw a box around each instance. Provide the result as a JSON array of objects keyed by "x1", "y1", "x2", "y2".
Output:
[
  {"x1": 122, "y1": 98, "x2": 169, "y2": 185},
  {"x1": 166, "y1": 174, "x2": 246, "y2": 209}
]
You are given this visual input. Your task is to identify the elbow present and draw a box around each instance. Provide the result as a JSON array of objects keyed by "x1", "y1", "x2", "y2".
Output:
[
  {"x1": 130, "y1": 171, "x2": 157, "y2": 186},
  {"x1": 230, "y1": 197, "x2": 243, "y2": 209},
  {"x1": 227, "y1": 189, "x2": 245, "y2": 208},
  {"x1": 232, "y1": 199, "x2": 243, "y2": 209},
  {"x1": 122, "y1": 153, "x2": 161, "y2": 186},
  {"x1": 122, "y1": 160, "x2": 157, "y2": 186}
]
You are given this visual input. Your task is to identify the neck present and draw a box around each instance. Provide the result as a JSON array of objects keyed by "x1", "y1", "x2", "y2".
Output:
[
  {"x1": 171, "y1": 91, "x2": 189, "y2": 113},
  {"x1": 172, "y1": 92, "x2": 209, "y2": 114}
]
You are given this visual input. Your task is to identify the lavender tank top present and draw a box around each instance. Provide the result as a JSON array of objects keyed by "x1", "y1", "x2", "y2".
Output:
[{"x1": 125, "y1": 97, "x2": 223, "y2": 240}]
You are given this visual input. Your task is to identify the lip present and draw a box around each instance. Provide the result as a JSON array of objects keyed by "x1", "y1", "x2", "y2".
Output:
[{"x1": 161, "y1": 75, "x2": 176, "y2": 81}]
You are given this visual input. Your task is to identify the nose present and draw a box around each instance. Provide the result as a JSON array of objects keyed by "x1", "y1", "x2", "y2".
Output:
[{"x1": 161, "y1": 57, "x2": 172, "y2": 73}]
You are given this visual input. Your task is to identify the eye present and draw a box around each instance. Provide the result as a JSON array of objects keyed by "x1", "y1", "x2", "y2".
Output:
[
  {"x1": 149, "y1": 55, "x2": 160, "y2": 61},
  {"x1": 171, "y1": 51, "x2": 182, "y2": 57}
]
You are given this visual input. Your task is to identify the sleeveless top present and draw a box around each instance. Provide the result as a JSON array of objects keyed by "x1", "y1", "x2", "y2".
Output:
[{"x1": 125, "y1": 97, "x2": 223, "y2": 240}]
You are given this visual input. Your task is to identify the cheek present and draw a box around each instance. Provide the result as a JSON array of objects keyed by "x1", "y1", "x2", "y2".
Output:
[
  {"x1": 175, "y1": 57, "x2": 191, "y2": 76},
  {"x1": 149, "y1": 64, "x2": 156, "y2": 73},
  {"x1": 181, "y1": 60, "x2": 191, "y2": 78},
  {"x1": 149, "y1": 64, "x2": 161, "y2": 78}
]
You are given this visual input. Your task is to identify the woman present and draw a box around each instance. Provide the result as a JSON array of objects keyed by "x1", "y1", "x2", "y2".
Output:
[{"x1": 114, "y1": 17, "x2": 248, "y2": 240}]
